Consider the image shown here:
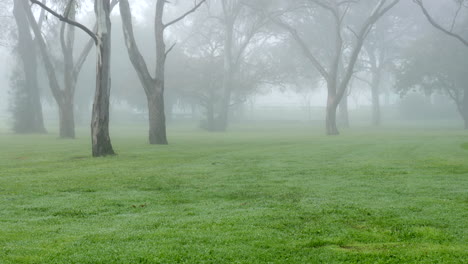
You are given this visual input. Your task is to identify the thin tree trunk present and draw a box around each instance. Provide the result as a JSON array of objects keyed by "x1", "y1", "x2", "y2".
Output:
[
  {"x1": 91, "y1": 0, "x2": 114, "y2": 157},
  {"x1": 371, "y1": 68, "x2": 382, "y2": 126},
  {"x1": 13, "y1": 0, "x2": 46, "y2": 133}
]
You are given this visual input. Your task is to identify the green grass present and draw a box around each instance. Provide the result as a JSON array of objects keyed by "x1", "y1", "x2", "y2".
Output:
[{"x1": 0, "y1": 124, "x2": 467, "y2": 263}]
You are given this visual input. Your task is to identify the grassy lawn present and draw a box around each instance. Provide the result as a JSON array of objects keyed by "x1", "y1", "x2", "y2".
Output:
[{"x1": 0, "y1": 124, "x2": 467, "y2": 263}]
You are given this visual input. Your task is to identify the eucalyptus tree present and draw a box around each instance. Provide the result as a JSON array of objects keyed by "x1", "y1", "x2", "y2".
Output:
[
  {"x1": 11, "y1": 0, "x2": 46, "y2": 133},
  {"x1": 274, "y1": 0, "x2": 400, "y2": 135},
  {"x1": 119, "y1": 0, "x2": 206, "y2": 145},
  {"x1": 24, "y1": 0, "x2": 116, "y2": 138},
  {"x1": 31, "y1": 0, "x2": 116, "y2": 157}
]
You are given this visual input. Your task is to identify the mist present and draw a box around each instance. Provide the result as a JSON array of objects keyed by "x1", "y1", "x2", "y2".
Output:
[
  {"x1": 0, "y1": 1, "x2": 467, "y2": 261},
  {"x1": 0, "y1": 0, "x2": 466, "y2": 137}
]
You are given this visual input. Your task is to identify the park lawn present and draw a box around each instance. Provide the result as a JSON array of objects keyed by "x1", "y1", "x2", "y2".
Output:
[{"x1": 0, "y1": 124, "x2": 467, "y2": 263}]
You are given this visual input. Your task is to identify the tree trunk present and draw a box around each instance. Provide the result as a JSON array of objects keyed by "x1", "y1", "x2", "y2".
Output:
[
  {"x1": 338, "y1": 90, "x2": 350, "y2": 128},
  {"x1": 148, "y1": 89, "x2": 168, "y2": 145},
  {"x1": 58, "y1": 99, "x2": 75, "y2": 138},
  {"x1": 91, "y1": 0, "x2": 115, "y2": 157},
  {"x1": 218, "y1": 19, "x2": 234, "y2": 132},
  {"x1": 13, "y1": 0, "x2": 46, "y2": 133},
  {"x1": 152, "y1": 0, "x2": 169, "y2": 144},
  {"x1": 371, "y1": 70, "x2": 381, "y2": 126},
  {"x1": 326, "y1": 95, "x2": 339, "y2": 135},
  {"x1": 25, "y1": 0, "x2": 78, "y2": 138}
]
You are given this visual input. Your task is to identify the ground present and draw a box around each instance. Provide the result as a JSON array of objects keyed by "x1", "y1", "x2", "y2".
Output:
[{"x1": 0, "y1": 123, "x2": 467, "y2": 263}]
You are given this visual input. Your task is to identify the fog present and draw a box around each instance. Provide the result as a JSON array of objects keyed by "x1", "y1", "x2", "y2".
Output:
[
  {"x1": 0, "y1": 0, "x2": 467, "y2": 140},
  {"x1": 2, "y1": 2, "x2": 468, "y2": 262}
]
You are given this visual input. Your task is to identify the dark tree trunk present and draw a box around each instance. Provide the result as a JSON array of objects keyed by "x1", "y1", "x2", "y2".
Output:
[
  {"x1": 148, "y1": 89, "x2": 168, "y2": 145},
  {"x1": 91, "y1": 1, "x2": 115, "y2": 157},
  {"x1": 13, "y1": 0, "x2": 46, "y2": 133},
  {"x1": 338, "y1": 90, "x2": 350, "y2": 128}
]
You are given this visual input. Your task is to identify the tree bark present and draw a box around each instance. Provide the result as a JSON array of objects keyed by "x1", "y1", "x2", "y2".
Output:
[
  {"x1": 13, "y1": 0, "x2": 46, "y2": 133},
  {"x1": 326, "y1": 90, "x2": 339, "y2": 135},
  {"x1": 152, "y1": 0, "x2": 169, "y2": 144},
  {"x1": 148, "y1": 90, "x2": 168, "y2": 144},
  {"x1": 91, "y1": 0, "x2": 115, "y2": 157}
]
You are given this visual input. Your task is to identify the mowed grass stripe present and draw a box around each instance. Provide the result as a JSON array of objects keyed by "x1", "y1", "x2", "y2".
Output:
[{"x1": 0, "y1": 125, "x2": 467, "y2": 263}]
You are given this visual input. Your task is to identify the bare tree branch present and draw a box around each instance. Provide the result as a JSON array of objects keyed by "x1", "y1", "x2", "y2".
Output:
[
  {"x1": 29, "y1": 0, "x2": 97, "y2": 44},
  {"x1": 414, "y1": 0, "x2": 468, "y2": 47},
  {"x1": 164, "y1": 0, "x2": 207, "y2": 29}
]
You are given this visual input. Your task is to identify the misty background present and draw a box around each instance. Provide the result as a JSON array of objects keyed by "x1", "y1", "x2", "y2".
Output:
[{"x1": 0, "y1": 0, "x2": 466, "y2": 136}]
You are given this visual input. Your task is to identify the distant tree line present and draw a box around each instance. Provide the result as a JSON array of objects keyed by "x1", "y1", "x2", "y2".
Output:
[{"x1": 1, "y1": 0, "x2": 466, "y2": 156}]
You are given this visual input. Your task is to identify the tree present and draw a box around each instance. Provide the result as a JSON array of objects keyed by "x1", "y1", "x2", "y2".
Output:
[
  {"x1": 395, "y1": 34, "x2": 468, "y2": 129},
  {"x1": 214, "y1": 0, "x2": 271, "y2": 131},
  {"x1": 414, "y1": 0, "x2": 468, "y2": 47},
  {"x1": 359, "y1": 11, "x2": 413, "y2": 126},
  {"x1": 176, "y1": 2, "x2": 282, "y2": 131},
  {"x1": 24, "y1": 0, "x2": 105, "y2": 138},
  {"x1": 119, "y1": 0, "x2": 206, "y2": 145},
  {"x1": 31, "y1": 0, "x2": 116, "y2": 157},
  {"x1": 11, "y1": 0, "x2": 46, "y2": 133},
  {"x1": 274, "y1": 0, "x2": 400, "y2": 135}
]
